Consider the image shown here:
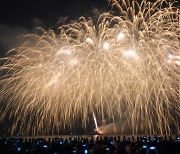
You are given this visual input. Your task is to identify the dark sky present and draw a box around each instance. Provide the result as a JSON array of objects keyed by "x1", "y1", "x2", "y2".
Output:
[
  {"x1": 0, "y1": 0, "x2": 108, "y2": 57},
  {"x1": 0, "y1": 0, "x2": 179, "y2": 56}
]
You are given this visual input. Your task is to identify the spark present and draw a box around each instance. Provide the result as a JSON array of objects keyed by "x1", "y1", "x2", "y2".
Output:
[
  {"x1": 117, "y1": 32, "x2": 125, "y2": 40},
  {"x1": 85, "y1": 38, "x2": 94, "y2": 44},
  {"x1": 93, "y1": 111, "x2": 99, "y2": 132},
  {"x1": 123, "y1": 49, "x2": 138, "y2": 59},
  {"x1": 103, "y1": 42, "x2": 110, "y2": 50},
  {"x1": 65, "y1": 50, "x2": 71, "y2": 55},
  {"x1": 69, "y1": 59, "x2": 78, "y2": 65}
]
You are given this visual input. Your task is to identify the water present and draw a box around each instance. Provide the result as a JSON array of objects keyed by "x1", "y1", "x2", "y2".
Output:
[{"x1": 4, "y1": 134, "x2": 178, "y2": 139}]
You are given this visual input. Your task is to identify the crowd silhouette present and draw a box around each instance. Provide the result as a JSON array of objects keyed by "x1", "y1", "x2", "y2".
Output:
[{"x1": 0, "y1": 135, "x2": 179, "y2": 154}]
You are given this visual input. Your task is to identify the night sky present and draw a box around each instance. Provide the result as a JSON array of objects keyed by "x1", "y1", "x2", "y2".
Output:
[
  {"x1": 0, "y1": 0, "x2": 109, "y2": 57},
  {"x1": 0, "y1": 0, "x2": 179, "y2": 57}
]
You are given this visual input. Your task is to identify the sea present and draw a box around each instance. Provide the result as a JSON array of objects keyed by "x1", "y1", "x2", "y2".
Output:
[{"x1": 2, "y1": 134, "x2": 179, "y2": 139}]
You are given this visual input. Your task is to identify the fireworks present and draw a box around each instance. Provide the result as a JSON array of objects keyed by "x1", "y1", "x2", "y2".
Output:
[{"x1": 0, "y1": 0, "x2": 180, "y2": 135}]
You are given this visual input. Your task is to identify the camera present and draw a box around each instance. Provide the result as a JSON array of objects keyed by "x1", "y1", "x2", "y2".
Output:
[
  {"x1": 43, "y1": 145, "x2": 48, "y2": 148},
  {"x1": 17, "y1": 147, "x2": 21, "y2": 151},
  {"x1": 84, "y1": 149, "x2": 88, "y2": 154},
  {"x1": 150, "y1": 146, "x2": 155, "y2": 150},
  {"x1": 143, "y1": 145, "x2": 147, "y2": 149}
]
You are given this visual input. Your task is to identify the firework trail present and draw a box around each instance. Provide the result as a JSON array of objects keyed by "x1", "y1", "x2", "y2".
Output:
[
  {"x1": 92, "y1": 111, "x2": 99, "y2": 132},
  {"x1": 0, "y1": 0, "x2": 180, "y2": 135}
]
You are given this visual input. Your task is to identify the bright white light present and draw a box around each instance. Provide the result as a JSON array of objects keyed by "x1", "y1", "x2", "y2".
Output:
[
  {"x1": 168, "y1": 60, "x2": 172, "y2": 63},
  {"x1": 177, "y1": 56, "x2": 180, "y2": 60},
  {"x1": 85, "y1": 38, "x2": 94, "y2": 44},
  {"x1": 168, "y1": 54, "x2": 180, "y2": 65},
  {"x1": 56, "y1": 73, "x2": 61, "y2": 78},
  {"x1": 123, "y1": 49, "x2": 138, "y2": 59},
  {"x1": 56, "y1": 49, "x2": 71, "y2": 56},
  {"x1": 117, "y1": 32, "x2": 125, "y2": 40},
  {"x1": 70, "y1": 59, "x2": 78, "y2": 65},
  {"x1": 51, "y1": 74, "x2": 61, "y2": 84},
  {"x1": 168, "y1": 54, "x2": 173, "y2": 59},
  {"x1": 65, "y1": 50, "x2": 71, "y2": 55},
  {"x1": 175, "y1": 61, "x2": 180, "y2": 65},
  {"x1": 168, "y1": 54, "x2": 173, "y2": 63},
  {"x1": 103, "y1": 42, "x2": 110, "y2": 50},
  {"x1": 52, "y1": 79, "x2": 58, "y2": 84}
]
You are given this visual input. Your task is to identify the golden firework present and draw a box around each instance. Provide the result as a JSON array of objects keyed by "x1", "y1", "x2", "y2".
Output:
[{"x1": 0, "y1": 0, "x2": 179, "y2": 135}]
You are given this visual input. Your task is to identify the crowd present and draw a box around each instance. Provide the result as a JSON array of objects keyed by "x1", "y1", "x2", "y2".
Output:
[{"x1": 0, "y1": 135, "x2": 179, "y2": 154}]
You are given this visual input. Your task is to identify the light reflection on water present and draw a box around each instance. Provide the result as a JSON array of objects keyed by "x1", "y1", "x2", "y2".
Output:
[{"x1": 5, "y1": 134, "x2": 178, "y2": 139}]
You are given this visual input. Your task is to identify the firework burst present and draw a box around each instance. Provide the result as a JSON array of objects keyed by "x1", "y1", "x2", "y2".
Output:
[{"x1": 0, "y1": 0, "x2": 180, "y2": 135}]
